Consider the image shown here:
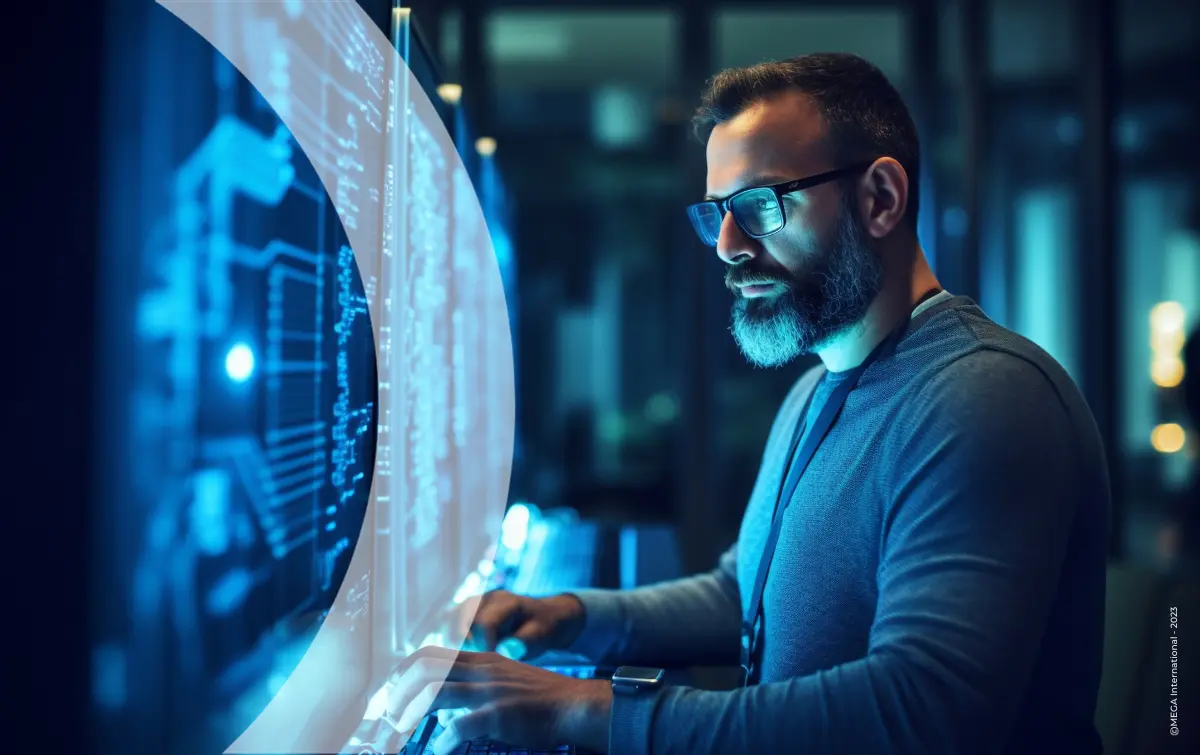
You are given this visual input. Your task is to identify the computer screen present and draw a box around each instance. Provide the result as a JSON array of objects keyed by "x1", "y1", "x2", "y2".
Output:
[{"x1": 94, "y1": 2, "x2": 394, "y2": 753}]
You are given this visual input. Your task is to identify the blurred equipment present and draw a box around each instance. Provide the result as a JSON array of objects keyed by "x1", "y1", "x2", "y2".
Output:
[
  {"x1": 498, "y1": 504, "x2": 601, "y2": 598},
  {"x1": 619, "y1": 522, "x2": 686, "y2": 590},
  {"x1": 485, "y1": 504, "x2": 685, "y2": 598}
]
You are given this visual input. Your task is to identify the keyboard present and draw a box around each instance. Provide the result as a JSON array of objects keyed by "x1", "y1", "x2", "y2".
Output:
[{"x1": 403, "y1": 714, "x2": 576, "y2": 754}]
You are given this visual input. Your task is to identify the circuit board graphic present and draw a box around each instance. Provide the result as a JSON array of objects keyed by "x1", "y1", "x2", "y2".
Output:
[
  {"x1": 94, "y1": 3, "x2": 387, "y2": 753},
  {"x1": 94, "y1": 4, "x2": 516, "y2": 754}
]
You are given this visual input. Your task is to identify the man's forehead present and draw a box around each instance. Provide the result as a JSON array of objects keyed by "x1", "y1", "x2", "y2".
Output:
[{"x1": 704, "y1": 91, "x2": 826, "y2": 198}]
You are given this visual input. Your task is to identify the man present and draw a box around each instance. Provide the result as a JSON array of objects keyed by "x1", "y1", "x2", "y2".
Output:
[{"x1": 384, "y1": 53, "x2": 1111, "y2": 754}]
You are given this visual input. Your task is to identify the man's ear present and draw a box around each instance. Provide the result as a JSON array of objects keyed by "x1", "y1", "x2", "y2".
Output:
[{"x1": 858, "y1": 157, "x2": 909, "y2": 238}]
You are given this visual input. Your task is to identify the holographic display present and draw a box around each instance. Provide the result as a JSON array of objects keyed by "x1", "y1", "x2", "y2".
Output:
[
  {"x1": 94, "y1": 3, "x2": 516, "y2": 754},
  {"x1": 94, "y1": 3, "x2": 389, "y2": 753}
]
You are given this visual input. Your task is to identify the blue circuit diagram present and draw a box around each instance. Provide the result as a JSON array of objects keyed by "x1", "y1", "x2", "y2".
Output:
[{"x1": 94, "y1": 3, "x2": 389, "y2": 752}]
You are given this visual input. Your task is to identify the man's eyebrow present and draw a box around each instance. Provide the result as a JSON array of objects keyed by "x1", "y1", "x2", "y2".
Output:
[{"x1": 704, "y1": 174, "x2": 792, "y2": 202}]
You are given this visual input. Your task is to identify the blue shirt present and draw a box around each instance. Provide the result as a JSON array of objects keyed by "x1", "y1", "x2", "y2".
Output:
[{"x1": 567, "y1": 295, "x2": 1110, "y2": 754}]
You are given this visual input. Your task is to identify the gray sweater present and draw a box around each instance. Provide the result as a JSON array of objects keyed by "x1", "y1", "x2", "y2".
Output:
[{"x1": 567, "y1": 294, "x2": 1110, "y2": 754}]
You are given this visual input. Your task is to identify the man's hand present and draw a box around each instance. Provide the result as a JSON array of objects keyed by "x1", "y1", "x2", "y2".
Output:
[
  {"x1": 454, "y1": 590, "x2": 586, "y2": 661},
  {"x1": 385, "y1": 646, "x2": 611, "y2": 755}
]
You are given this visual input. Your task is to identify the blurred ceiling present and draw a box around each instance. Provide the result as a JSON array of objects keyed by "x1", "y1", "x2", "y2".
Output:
[
  {"x1": 446, "y1": 9, "x2": 679, "y2": 90},
  {"x1": 437, "y1": 0, "x2": 1198, "y2": 92}
]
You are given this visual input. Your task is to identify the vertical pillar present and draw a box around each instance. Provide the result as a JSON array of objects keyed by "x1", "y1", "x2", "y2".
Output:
[
  {"x1": 957, "y1": 0, "x2": 987, "y2": 303},
  {"x1": 908, "y1": 0, "x2": 941, "y2": 273},
  {"x1": 424, "y1": 2, "x2": 443, "y2": 66},
  {"x1": 1077, "y1": 0, "x2": 1122, "y2": 557},
  {"x1": 675, "y1": 0, "x2": 720, "y2": 574},
  {"x1": 459, "y1": 0, "x2": 490, "y2": 138},
  {"x1": 400, "y1": 0, "x2": 443, "y2": 68}
]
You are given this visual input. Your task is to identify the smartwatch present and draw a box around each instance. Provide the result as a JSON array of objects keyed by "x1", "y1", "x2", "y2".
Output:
[{"x1": 610, "y1": 665, "x2": 665, "y2": 696}]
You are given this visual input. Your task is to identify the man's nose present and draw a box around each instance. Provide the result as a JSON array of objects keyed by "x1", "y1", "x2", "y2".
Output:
[{"x1": 715, "y1": 212, "x2": 758, "y2": 266}]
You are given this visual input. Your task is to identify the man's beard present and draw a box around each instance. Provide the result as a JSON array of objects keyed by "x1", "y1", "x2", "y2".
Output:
[{"x1": 727, "y1": 193, "x2": 884, "y2": 368}]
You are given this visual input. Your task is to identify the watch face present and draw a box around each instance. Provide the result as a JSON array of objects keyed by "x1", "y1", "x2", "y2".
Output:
[{"x1": 613, "y1": 666, "x2": 664, "y2": 684}]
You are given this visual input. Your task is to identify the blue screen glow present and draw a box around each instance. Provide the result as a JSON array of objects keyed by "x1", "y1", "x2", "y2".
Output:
[{"x1": 225, "y1": 342, "x2": 256, "y2": 382}]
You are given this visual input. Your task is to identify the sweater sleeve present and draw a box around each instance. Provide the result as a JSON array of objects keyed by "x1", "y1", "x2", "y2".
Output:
[
  {"x1": 563, "y1": 366, "x2": 825, "y2": 668},
  {"x1": 564, "y1": 546, "x2": 743, "y2": 667},
  {"x1": 604, "y1": 350, "x2": 1091, "y2": 755}
]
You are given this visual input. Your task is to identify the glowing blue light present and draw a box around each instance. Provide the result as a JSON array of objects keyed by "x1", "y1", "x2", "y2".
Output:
[
  {"x1": 225, "y1": 342, "x2": 255, "y2": 382},
  {"x1": 206, "y1": 568, "x2": 254, "y2": 616},
  {"x1": 501, "y1": 502, "x2": 533, "y2": 551}
]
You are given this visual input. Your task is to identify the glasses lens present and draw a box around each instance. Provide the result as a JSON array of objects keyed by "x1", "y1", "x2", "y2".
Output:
[
  {"x1": 729, "y1": 189, "x2": 784, "y2": 238},
  {"x1": 686, "y1": 202, "x2": 723, "y2": 247}
]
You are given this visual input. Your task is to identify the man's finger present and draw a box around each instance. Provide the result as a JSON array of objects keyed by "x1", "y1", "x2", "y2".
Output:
[
  {"x1": 451, "y1": 595, "x2": 483, "y2": 645},
  {"x1": 389, "y1": 645, "x2": 495, "y2": 688},
  {"x1": 385, "y1": 648, "x2": 502, "y2": 728},
  {"x1": 387, "y1": 654, "x2": 458, "y2": 727},
  {"x1": 393, "y1": 680, "x2": 441, "y2": 732},
  {"x1": 431, "y1": 705, "x2": 498, "y2": 755},
  {"x1": 388, "y1": 644, "x2": 459, "y2": 679},
  {"x1": 466, "y1": 592, "x2": 519, "y2": 652},
  {"x1": 394, "y1": 682, "x2": 494, "y2": 733},
  {"x1": 388, "y1": 672, "x2": 435, "y2": 732},
  {"x1": 499, "y1": 616, "x2": 559, "y2": 660},
  {"x1": 462, "y1": 628, "x2": 488, "y2": 652}
]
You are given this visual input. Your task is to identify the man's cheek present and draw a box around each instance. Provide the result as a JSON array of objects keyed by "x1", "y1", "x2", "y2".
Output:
[{"x1": 762, "y1": 238, "x2": 811, "y2": 281}]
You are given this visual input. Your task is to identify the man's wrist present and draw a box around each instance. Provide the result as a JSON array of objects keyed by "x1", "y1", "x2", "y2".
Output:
[
  {"x1": 549, "y1": 592, "x2": 587, "y2": 647},
  {"x1": 559, "y1": 589, "x2": 628, "y2": 663},
  {"x1": 563, "y1": 678, "x2": 612, "y2": 754}
]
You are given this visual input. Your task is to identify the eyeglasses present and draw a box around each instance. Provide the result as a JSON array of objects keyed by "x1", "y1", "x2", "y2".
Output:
[{"x1": 685, "y1": 163, "x2": 873, "y2": 247}]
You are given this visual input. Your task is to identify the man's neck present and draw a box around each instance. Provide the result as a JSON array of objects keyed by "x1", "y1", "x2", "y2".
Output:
[{"x1": 816, "y1": 246, "x2": 942, "y2": 373}]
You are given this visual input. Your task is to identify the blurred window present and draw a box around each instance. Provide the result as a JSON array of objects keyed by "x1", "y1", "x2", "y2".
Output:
[
  {"x1": 443, "y1": 9, "x2": 677, "y2": 91},
  {"x1": 1114, "y1": 0, "x2": 1198, "y2": 560},
  {"x1": 715, "y1": 8, "x2": 908, "y2": 86}
]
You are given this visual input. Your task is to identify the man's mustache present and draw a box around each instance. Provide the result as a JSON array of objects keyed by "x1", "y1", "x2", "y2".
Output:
[{"x1": 725, "y1": 269, "x2": 792, "y2": 293}]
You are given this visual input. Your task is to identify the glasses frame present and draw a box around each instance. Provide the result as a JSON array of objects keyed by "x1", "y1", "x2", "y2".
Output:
[{"x1": 687, "y1": 161, "x2": 875, "y2": 246}]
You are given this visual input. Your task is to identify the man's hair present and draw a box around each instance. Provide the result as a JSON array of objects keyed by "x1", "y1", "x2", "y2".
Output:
[{"x1": 692, "y1": 53, "x2": 921, "y2": 231}]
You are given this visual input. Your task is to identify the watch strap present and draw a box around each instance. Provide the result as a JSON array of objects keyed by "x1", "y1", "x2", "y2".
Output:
[{"x1": 608, "y1": 684, "x2": 660, "y2": 755}]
